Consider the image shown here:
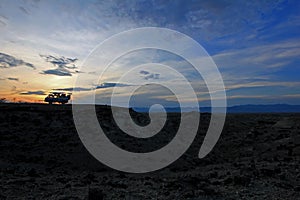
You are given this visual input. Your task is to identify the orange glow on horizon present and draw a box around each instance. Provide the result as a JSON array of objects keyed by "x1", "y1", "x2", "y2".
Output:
[{"x1": 1, "y1": 94, "x2": 46, "y2": 103}]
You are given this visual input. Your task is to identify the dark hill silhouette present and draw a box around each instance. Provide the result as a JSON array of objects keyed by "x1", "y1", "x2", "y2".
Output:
[{"x1": 133, "y1": 104, "x2": 300, "y2": 113}]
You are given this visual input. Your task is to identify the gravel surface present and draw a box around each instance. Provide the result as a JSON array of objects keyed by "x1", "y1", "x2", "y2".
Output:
[{"x1": 0, "y1": 104, "x2": 299, "y2": 199}]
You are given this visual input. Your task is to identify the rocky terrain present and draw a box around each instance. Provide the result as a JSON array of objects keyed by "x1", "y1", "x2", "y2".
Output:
[{"x1": 0, "y1": 103, "x2": 299, "y2": 199}]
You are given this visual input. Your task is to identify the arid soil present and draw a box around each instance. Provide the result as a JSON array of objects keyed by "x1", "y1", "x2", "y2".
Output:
[{"x1": 0, "y1": 103, "x2": 299, "y2": 199}]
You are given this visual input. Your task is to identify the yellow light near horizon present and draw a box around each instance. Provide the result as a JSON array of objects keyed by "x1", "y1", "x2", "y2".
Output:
[{"x1": 2, "y1": 94, "x2": 43, "y2": 103}]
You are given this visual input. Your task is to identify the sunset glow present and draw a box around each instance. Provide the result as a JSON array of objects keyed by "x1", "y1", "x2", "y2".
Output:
[{"x1": 0, "y1": 0, "x2": 299, "y2": 106}]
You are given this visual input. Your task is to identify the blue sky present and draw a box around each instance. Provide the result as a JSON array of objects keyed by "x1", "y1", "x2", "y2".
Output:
[{"x1": 0, "y1": 0, "x2": 299, "y2": 106}]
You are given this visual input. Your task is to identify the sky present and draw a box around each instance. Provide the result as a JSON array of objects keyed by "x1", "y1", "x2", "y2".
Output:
[{"x1": 0, "y1": 0, "x2": 299, "y2": 106}]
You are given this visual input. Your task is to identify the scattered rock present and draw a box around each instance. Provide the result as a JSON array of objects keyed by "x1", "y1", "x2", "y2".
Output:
[
  {"x1": 233, "y1": 175, "x2": 251, "y2": 186},
  {"x1": 27, "y1": 168, "x2": 39, "y2": 177},
  {"x1": 88, "y1": 187, "x2": 104, "y2": 200},
  {"x1": 1, "y1": 105, "x2": 299, "y2": 199}
]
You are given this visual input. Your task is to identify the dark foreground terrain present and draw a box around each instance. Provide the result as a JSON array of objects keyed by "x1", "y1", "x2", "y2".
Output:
[{"x1": 0, "y1": 103, "x2": 299, "y2": 199}]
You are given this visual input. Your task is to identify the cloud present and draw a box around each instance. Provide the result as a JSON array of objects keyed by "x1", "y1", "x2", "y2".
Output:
[
  {"x1": 41, "y1": 69, "x2": 72, "y2": 76},
  {"x1": 213, "y1": 40, "x2": 300, "y2": 70},
  {"x1": 0, "y1": 14, "x2": 7, "y2": 27},
  {"x1": 53, "y1": 83, "x2": 131, "y2": 92},
  {"x1": 40, "y1": 54, "x2": 78, "y2": 68},
  {"x1": 40, "y1": 54, "x2": 78, "y2": 76},
  {"x1": 95, "y1": 82, "x2": 131, "y2": 89},
  {"x1": 7, "y1": 77, "x2": 19, "y2": 81},
  {"x1": 139, "y1": 70, "x2": 160, "y2": 80},
  {"x1": 226, "y1": 81, "x2": 300, "y2": 91},
  {"x1": 19, "y1": 6, "x2": 30, "y2": 15},
  {"x1": 0, "y1": 76, "x2": 21, "y2": 82},
  {"x1": 0, "y1": 52, "x2": 36, "y2": 69},
  {"x1": 53, "y1": 87, "x2": 92, "y2": 92},
  {"x1": 75, "y1": 70, "x2": 84, "y2": 73},
  {"x1": 20, "y1": 90, "x2": 46, "y2": 95},
  {"x1": 0, "y1": 19, "x2": 5, "y2": 27},
  {"x1": 139, "y1": 70, "x2": 150, "y2": 75},
  {"x1": 0, "y1": 1, "x2": 299, "y2": 106},
  {"x1": 208, "y1": 39, "x2": 300, "y2": 88},
  {"x1": 145, "y1": 73, "x2": 160, "y2": 80}
]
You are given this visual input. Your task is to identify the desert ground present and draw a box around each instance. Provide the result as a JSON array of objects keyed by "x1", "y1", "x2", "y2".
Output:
[{"x1": 0, "y1": 103, "x2": 299, "y2": 199}]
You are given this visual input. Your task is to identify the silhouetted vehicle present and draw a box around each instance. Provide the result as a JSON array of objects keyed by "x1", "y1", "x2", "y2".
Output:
[{"x1": 44, "y1": 92, "x2": 71, "y2": 104}]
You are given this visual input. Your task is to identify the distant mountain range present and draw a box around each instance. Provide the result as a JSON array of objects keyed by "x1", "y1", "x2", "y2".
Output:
[{"x1": 133, "y1": 104, "x2": 300, "y2": 113}]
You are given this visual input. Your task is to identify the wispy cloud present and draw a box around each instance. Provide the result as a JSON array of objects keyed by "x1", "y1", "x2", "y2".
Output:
[
  {"x1": 0, "y1": 1, "x2": 299, "y2": 106},
  {"x1": 20, "y1": 90, "x2": 46, "y2": 95},
  {"x1": 7, "y1": 77, "x2": 19, "y2": 81},
  {"x1": 0, "y1": 52, "x2": 36, "y2": 69},
  {"x1": 139, "y1": 70, "x2": 150, "y2": 75},
  {"x1": 0, "y1": 19, "x2": 6, "y2": 27},
  {"x1": 19, "y1": 6, "x2": 30, "y2": 15},
  {"x1": 40, "y1": 54, "x2": 78, "y2": 76},
  {"x1": 52, "y1": 82, "x2": 131, "y2": 92},
  {"x1": 213, "y1": 39, "x2": 300, "y2": 71},
  {"x1": 53, "y1": 87, "x2": 91, "y2": 92},
  {"x1": 139, "y1": 70, "x2": 160, "y2": 80},
  {"x1": 95, "y1": 82, "x2": 131, "y2": 89},
  {"x1": 41, "y1": 69, "x2": 72, "y2": 76},
  {"x1": 40, "y1": 55, "x2": 78, "y2": 69},
  {"x1": 225, "y1": 81, "x2": 300, "y2": 91}
]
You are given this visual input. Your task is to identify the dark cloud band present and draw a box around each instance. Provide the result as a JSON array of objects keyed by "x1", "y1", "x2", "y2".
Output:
[
  {"x1": 20, "y1": 90, "x2": 46, "y2": 95},
  {"x1": 0, "y1": 52, "x2": 36, "y2": 69}
]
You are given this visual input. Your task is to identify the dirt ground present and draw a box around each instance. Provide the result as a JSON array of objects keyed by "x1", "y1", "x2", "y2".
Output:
[{"x1": 0, "y1": 103, "x2": 299, "y2": 199}]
